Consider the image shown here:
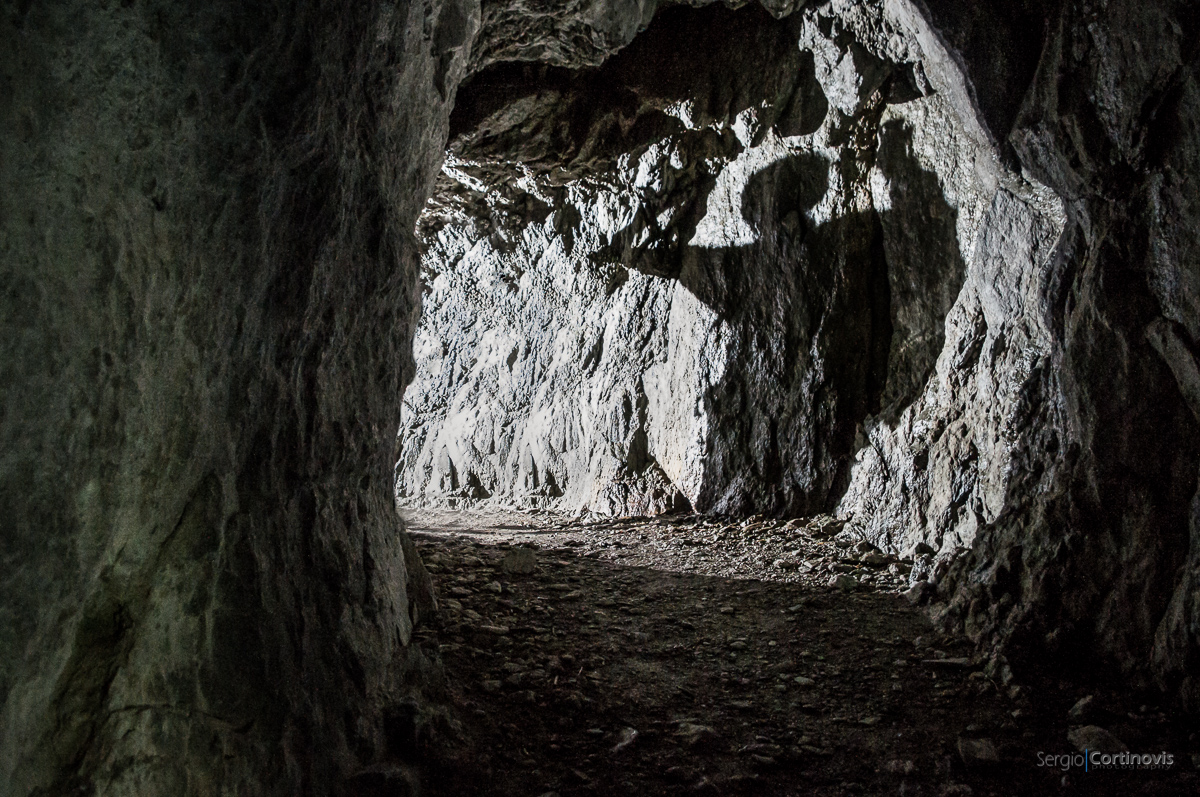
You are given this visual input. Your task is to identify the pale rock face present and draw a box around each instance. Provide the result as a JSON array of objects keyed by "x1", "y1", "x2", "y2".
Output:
[{"x1": 399, "y1": 1, "x2": 1002, "y2": 520}]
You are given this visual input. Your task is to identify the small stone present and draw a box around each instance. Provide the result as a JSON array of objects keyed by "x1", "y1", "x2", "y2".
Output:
[
  {"x1": 993, "y1": 661, "x2": 1014, "y2": 686},
  {"x1": 478, "y1": 624, "x2": 510, "y2": 635},
  {"x1": 855, "y1": 540, "x2": 880, "y2": 553},
  {"x1": 1068, "y1": 695, "x2": 1096, "y2": 721},
  {"x1": 611, "y1": 727, "x2": 639, "y2": 754},
  {"x1": 903, "y1": 581, "x2": 936, "y2": 605},
  {"x1": 913, "y1": 542, "x2": 936, "y2": 556},
  {"x1": 1067, "y1": 725, "x2": 1128, "y2": 754},
  {"x1": 829, "y1": 574, "x2": 858, "y2": 592},
  {"x1": 922, "y1": 657, "x2": 973, "y2": 668},
  {"x1": 664, "y1": 766, "x2": 696, "y2": 784},
  {"x1": 481, "y1": 679, "x2": 502, "y2": 693},
  {"x1": 676, "y1": 723, "x2": 721, "y2": 750},
  {"x1": 740, "y1": 742, "x2": 783, "y2": 758},
  {"x1": 484, "y1": 580, "x2": 503, "y2": 594},
  {"x1": 501, "y1": 548, "x2": 538, "y2": 574},
  {"x1": 793, "y1": 675, "x2": 816, "y2": 687},
  {"x1": 939, "y1": 785, "x2": 973, "y2": 797},
  {"x1": 956, "y1": 737, "x2": 1000, "y2": 767}
]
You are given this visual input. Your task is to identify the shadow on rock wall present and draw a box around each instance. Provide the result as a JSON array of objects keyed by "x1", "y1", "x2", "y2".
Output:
[
  {"x1": 413, "y1": 2, "x2": 971, "y2": 519},
  {"x1": 601, "y1": 119, "x2": 966, "y2": 516},
  {"x1": 443, "y1": 4, "x2": 823, "y2": 176}
]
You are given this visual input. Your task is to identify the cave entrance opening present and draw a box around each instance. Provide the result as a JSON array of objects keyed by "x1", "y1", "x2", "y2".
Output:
[
  {"x1": 396, "y1": 1, "x2": 972, "y2": 549},
  {"x1": 387, "y1": 3, "x2": 1156, "y2": 795}
]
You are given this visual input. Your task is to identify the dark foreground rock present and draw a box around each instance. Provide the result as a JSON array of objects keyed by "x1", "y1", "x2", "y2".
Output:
[{"x1": 1, "y1": 1, "x2": 469, "y2": 793}]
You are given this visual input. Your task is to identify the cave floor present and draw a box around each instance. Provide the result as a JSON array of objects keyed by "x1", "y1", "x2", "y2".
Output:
[{"x1": 403, "y1": 509, "x2": 1195, "y2": 797}]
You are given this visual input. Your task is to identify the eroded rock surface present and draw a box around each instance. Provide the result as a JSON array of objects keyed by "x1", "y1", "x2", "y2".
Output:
[
  {"x1": 401, "y1": 0, "x2": 1200, "y2": 722},
  {"x1": 1, "y1": 0, "x2": 474, "y2": 793},
  {"x1": 399, "y1": 2, "x2": 984, "y2": 519},
  {"x1": 4, "y1": 0, "x2": 1200, "y2": 794},
  {"x1": 858, "y1": 0, "x2": 1200, "y2": 716}
]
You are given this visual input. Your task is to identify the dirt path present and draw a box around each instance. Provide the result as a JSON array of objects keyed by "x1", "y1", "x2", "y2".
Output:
[{"x1": 402, "y1": 510, "x2": 1195, "y2": 796}]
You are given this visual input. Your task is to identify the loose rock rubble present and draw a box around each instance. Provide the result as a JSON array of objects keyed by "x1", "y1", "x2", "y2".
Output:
[{"x1": 407, "y1": 510, "x2": 1198, "y2": 796}]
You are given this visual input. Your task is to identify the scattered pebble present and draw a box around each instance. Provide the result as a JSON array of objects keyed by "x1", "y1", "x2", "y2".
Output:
[
  {"x1": 956, "y1": 737, "x2": 1000, "y2": 767},
  {"x1": 1067, "y1": 725, "x2": 1128, "y2": 753},
  {"x1": 402, "y1": 508, "x2": 1190, "y2": 796}
]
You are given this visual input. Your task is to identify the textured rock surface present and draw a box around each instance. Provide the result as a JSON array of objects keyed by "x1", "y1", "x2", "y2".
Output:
[
  {"x1": 4, "y1": 0, "x2": 1200, "y2": 794},
  {"x1": 0, "y1": 0, "x2": 475, "y2": 793},
  {"x1": 400, "y1": 2, "x2": 981, "y2": 517},
  {"x1": 402, "y1": 0, "x2": 1200, "y2": 716},
  {"x1": 914, "y1": 0, "x2": 1200, "y2": 711}
]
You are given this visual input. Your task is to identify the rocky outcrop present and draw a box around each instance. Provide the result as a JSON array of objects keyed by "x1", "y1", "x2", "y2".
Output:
[
  {"x1": 838, "y1": 0, "x2": 1200, "y2": 713},
  {"x1": 912, "y1": 0, "x2": 1200, "y2": 709}
]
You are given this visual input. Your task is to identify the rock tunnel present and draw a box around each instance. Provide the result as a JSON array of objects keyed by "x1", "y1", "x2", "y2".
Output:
[{"x1": 2, "y1": 0, "x2": 1200, "y2": 794}]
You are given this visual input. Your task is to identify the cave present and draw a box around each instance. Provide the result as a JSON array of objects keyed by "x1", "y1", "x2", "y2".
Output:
[{"x1": 2, "y1": 0, "x2": 1200, "y2": 795}]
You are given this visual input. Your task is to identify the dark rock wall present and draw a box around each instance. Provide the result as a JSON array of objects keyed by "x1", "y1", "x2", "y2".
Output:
[
  {"x1": 927, "y1": 0, "x2": 1200, "y2": 707},
  {"x1": 1, "y1": 0, "x2": 475, "y2": 792}
]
